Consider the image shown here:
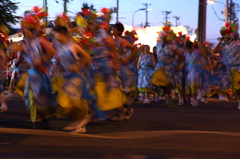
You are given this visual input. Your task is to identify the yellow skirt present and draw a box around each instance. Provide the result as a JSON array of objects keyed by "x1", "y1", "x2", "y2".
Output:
[
  {"x1": 16, "y1": 73, "x2": 52, "y2": 123},
  {"x1": 15, "y1": 72, "x2": 27, "y2": 99},
  {"x1": 152, "y1": 68, "x2": 169, "y2": 87},
  {"x1": 231, "y1": 69, "x2": 240, "y2": 92},
  {"x1": 138, "y1": 87, "x2": 150, "y2": 93},
  {"x1": 52, "y1": 75, "x2": 90, "y2": 120},
  {"x1": 94, "y1": 76, "x2": 123, "y2": 111}
]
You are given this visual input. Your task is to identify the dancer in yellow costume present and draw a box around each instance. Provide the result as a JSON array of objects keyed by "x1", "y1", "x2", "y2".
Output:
[
  {"x1": 14, "y1": 7, "x2": 56, "y2": 128},
  {"x1": 152, "y1": 23, "x2": 183, "y2": 107},
  {"x1": 51, "y1": 13, "x2": 92, "y2": 133},
  {"x1": 90, "y1": 13, "x2": 125, "y2": 118},
  {"x1": 214, "y1": 21, "x2": 240, "y2": 109}
]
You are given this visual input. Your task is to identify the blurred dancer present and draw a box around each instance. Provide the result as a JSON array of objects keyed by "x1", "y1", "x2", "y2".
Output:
[
  {"x1": 112, "y1": 22, "x2": 137, "y2": 119},
  {"x1": 152, "y1": 23, "x2": 183, "y2": 107},
  {"x1": 126, "y1": 31, "x2": 140, "y2": 101},
  {"x1": 199, "y1": 43, "x2": 214, "y2": 103},
  {"x1": 52, "y1": 20, "x2": 92, "y2": 133},
  {"x1": 0, "y1": 24, "x2": 10, "y2": 112},
  {"x1": 185, "y1": 40, "x2": 210, "y2": 106},
  {"x1": 90, "y1": 15, "x2": 126, "y2": 120},
  {"x1": 174, "y1": 33, "x2": 186, "y2": 105},
  {"x1": 13, "y1": 8, "x2": 56, "y2": 127},
  {"x1": 213, "y1": 21, "x2": 240, "y2": 109},
  {"x1": 7, "y1": 51, "x2": 28, "y2": 96},
  {"x1": 137, "y1": 45, "x2": 155, "y2": 103},
  {"x1": 212, "y1": 55, "x2": 230, "y2": 102}
]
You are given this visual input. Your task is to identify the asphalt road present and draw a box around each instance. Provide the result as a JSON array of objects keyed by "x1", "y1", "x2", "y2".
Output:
[{"x1": 1, "y1": 94, "x2": 240, "y2": 159}]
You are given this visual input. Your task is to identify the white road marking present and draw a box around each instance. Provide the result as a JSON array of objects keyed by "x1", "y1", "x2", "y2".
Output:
[{"x1": 1, "y1": 127, "x2": 240, "y2": 139}]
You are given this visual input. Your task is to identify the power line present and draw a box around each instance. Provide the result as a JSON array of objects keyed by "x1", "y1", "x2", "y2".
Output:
[{"x1": 211, "y1": 5, "x2": 224, "y2": 21}]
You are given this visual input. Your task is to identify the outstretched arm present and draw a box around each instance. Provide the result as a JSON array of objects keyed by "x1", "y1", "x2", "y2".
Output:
[
  {"x1": 74, "y1": 43, "x2": 91, "y2": 66},
  {"x1": 121, "y1": 38, "x2": 138, "y2": 63},
  {"x1": 173, "y1": 48, "x2": 183, "y2": 72},
  {"x1": 39, "y1": 37, "x2": 56, "y2": 61},
  {"x1": 213, "y1": 38, "x2": 223, "y2": 53}
]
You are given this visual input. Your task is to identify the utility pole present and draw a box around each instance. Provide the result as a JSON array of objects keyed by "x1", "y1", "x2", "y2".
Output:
[
  {"x1": 142, "y1": 3, "x2": 151, "y2": 27},
  {"x1": 43, "y1": 0, "x2": 48, "y2": 24},
  {"x1": 63, "y1": 0, "x2": 68, "y2": 13},
  {"x1": 162, "y1": 11, "x2": 171, "y2": 23},
  {"x1": 116, "y1": 0, "x2": 119, "y2": 22},
  {"x1": 226, "y1": 0, "x2": 228, "y2": 22},
  {"x1": 197, "y1": 0, "x2": 206, "y2": 44},
  {"x1": 228, "y1": 0, "x2": 238, "y2": 23},
  {"x1": 172, "y1": 16, "x2": 180, "y2": 27}
]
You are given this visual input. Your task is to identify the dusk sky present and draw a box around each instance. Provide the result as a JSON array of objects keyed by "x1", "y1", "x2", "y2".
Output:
[{"x1": 13, "y1": 0, "x2": 235, "y2": 45}]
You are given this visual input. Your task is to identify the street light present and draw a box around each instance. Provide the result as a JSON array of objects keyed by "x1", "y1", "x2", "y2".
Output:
[
  {"x1": 132, "y1": 8, "x2": 146, "y2": 27},
  {"x1": 207, "y1": 0, "x2": 225, "y2": 5},
  {"x1": 207, "y1": 0, "x2": 228, "y2": 22}
]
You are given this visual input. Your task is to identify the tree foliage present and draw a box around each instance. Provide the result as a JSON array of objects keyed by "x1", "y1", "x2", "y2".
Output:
[{"x1": 0, "y1": 0, "x2": 19, "y2": 33}]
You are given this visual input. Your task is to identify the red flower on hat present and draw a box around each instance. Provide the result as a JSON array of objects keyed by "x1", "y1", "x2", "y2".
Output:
[
  {"x1": 203, "y1": 42, "x2": 209, "y2": 46},
  {"x1": 24, "y1": 14, "x2": 40, "y2": 25},
  {"x1": 61, "y1": 13, "x2": 68, "y2": 20},
  {"x1": 225, "y1": 22, "x2": 231, "y2": 28},
  {"x1": 33, "y1": 6, "x2": 40, "y2": 12},
  {"x1": 82, "y1": 8, "x2": 90, "y2": 16},
  {"x1": 101, "y1": 8, "x2": 110, "y2": 15},
  {"x1": 163, "y1": 26, "x2": 171, "y2": 33},
  {"x1": 84, "y1": 31, "x2": 93, "y2": 38}
]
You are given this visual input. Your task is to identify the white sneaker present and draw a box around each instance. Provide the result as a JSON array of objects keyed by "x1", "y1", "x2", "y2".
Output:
[
  {"x1": 139, "y1": 96, "x2": 144, "y2": 101},
  {"x1": 222, "y1": 96, "x2": 229, "y2": 102},
  {"x1": 160, "y1": 96, "x2": 166, "y2": 100},
  {"x1": 219, "y1": 95, "x2": 223, "y2": 101},
  {"x1": 177, "y1": 99, "x2": 184, "y2": 105},
  {"x1": 154, "y1": 98, "x2": 161, "y2": 102},
  {"x1": 143, "y1": 98, "x2": 150, "y2": 103},
  {"x1": 201, "y1": 98, "x2": 208, "y2": 103},
  {"x1": 171, "y1": 90, "x2": 175, "y2": 99},
  {"x1": 5, "y1": 93, "x2": 18, "y2": 99},
  {"x1": 0, "y1": 104, "x2": 8, "y2": 113},
  {"x1": 125, "y1": 108, "x2": 134, "y2": 120},
  {"x1": 71, "y1": 126, "x2": 86, "y2": 134},
  {"x1": 165, "y1": 99, "x2": 169, "y2": 104},
  {"x1": 192, "y1": 99, "x2": 199, "y2": 107}
]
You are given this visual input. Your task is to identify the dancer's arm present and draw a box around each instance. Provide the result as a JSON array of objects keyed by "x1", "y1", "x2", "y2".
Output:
[
  {"x1": 213, "y1": 38, "x2": 223, "y2": 53},
  {"x1": 39, "y1": 37, "x2": 56, "y2": 61},
  {"x1": 9, "y1": 42, "x2": 23, "y2": 54},
  {"x1": 73, "y1": 43, "x2": 91, "y2": 65},
  {"x1": 120, "y1": 38, "x2": 138, "y2": 64},
  {"x1": 173, "y1": 48, "x2": 183, "y2": 72}
]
